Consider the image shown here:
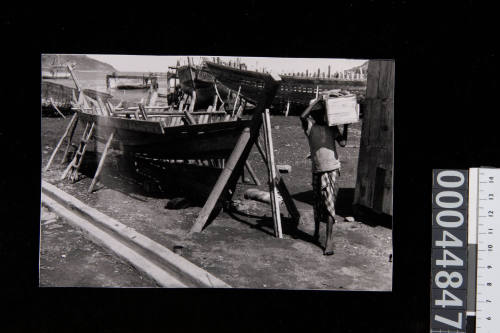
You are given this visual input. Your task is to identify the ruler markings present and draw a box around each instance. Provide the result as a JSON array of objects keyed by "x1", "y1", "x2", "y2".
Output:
[{"x1": 475, "y1": 168, "x2": 500, "y2": 333}]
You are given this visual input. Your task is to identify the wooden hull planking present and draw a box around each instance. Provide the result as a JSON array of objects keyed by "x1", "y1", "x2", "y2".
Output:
[{"x1": 76, "y1": 111, "x2": 251, "y2": 160}]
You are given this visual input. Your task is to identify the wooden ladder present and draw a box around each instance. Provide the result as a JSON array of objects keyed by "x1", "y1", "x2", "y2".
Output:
[{"x1": 61, "y1": 121, "x2": 95, "y2": 182}]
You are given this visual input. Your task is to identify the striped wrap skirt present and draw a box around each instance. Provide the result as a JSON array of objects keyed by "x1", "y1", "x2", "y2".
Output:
[{"x1": 312, "y1": 169, "x2": 340, "y2": 222}]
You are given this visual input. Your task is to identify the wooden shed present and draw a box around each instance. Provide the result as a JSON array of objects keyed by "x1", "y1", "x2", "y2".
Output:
[{"x1": 353, "y1": 60, "x2": 394, "y2": 216}]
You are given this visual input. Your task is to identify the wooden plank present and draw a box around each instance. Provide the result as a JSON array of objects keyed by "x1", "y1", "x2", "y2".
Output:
[
  {"x1": 183, "y1": 110, "x2": 197, "y2": 125},
  {"x1": 255, "y1": 139, "x2": 300, "y2": 223},
  {"x1": 97, "y1": 96, "x2": 110, "y2": 116},
  {"x1": 263, "y1": 109, "x2": 283, "y2": 238},
  {"x1": 67, "y1": 64, "x2": 83, "y2": 91},
  {"x1": 49, "y1": 98, "x2": 66, "y2": 118},
  {"x1": 284, "y1": 100, "x2": 290, "y2": 117},
  {"x1": 138, "y1": 104, "x2": 149, "y2": 120},
  {"x1": 189, "y1": 91, "x2": 197, "y2": 112},
  {"x1": 108, "y1": 110, "x2": 226, "y2": 116},
  {"x1": 44, "y1": 113, "x2": 77, "y2": 171},
  {"x1": 77, "y1": 111, "x2": 164, "y2": 134}
]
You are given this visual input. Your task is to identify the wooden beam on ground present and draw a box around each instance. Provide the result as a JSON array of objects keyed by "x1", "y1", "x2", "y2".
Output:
[
  {"x1": 88, "y1": 131, "x2": 115, "y2": 193},
  {"x1": 44, "y1": 113, "x2": 77, "y2": 171}
]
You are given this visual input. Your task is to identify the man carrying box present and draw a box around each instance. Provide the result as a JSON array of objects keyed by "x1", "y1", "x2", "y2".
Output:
[{"x1": 300, "y1": 94, "x2": 349, "y2": 255}]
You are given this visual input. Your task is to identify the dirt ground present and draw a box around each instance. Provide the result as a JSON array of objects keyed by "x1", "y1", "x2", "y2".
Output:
[
  {"x1": 39, "y1": 206, "x2": 157, "y2": 287},
  {"x1": 41, "y1": 114, "x2": 393, "y2": 290}
]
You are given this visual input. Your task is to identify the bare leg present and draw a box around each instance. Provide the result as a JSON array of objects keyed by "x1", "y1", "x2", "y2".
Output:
[
  {"x1": 324, "y1": 215, "x2": 335, "y2": 255},
  {"x1": 313, "y1": 216, "x2": 320, "y2": 242}
]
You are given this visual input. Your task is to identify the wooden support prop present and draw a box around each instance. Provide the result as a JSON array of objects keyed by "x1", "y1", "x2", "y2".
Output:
[
  {"x1": 284, "y1": 100, "x2": 290, "y2": 117},
  {"x1": 97, "y1": 96, "x2": 110, "y2": 116},
  {"x1": 255, "y1": 140, "x2": 269, "y2": 172},
  {"x1": 189, "y1": 75, "x2": 281, "y2": 234},
  {"x1": 244, "y1": 160, "x2": 260, "y2": 185},
  {"x1": 189, "y1": 91, "x2": 197, "y2": 112},
  {"x1": 61, "y1": 115, "x2": 80, "y2": 165},
  {"x1": 88, "y1": 131, "x2": 115, "y2": 193},
  {"x1": 71, "y1": 89, "x2": 78, "y2": 104},
  {"x1": 44, "y1": 113, "x2": 77, "y2": 171},
  {"x1": 148, "y1": 89, "x2": 158, "y2": 107},
  {"x1": 256, "y1": 137, "x2": 300, "y2": 225},
  {"x1": 138, "y1": 104, "x2": 148, "y2": 120},
  {"x1": 263, "y1": 109, "x2": 283, "y2": 238},
  {"x1": 232, "y1": 85, "x2": 241, "y2": 117},
  {"x1": 183, "y1": 111, "x2": 197, "y2": 125},
  {"x1": 49, "y1": 98, "x2": 66, "y2": 118},
  {"x1": 67, "y1": 64, "x2": 83, "y2": 91},
  {"x1": 106, "y1": 101, "x2": 115, "y2": 116}
]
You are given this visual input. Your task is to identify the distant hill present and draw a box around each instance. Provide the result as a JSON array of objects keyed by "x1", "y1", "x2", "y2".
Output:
[
  {"x1": 41, "y1": 54, "x2": 116, "y2": 72},
  {"x1": 346, "y1": 60, "x2": 369, "y2": 74}
]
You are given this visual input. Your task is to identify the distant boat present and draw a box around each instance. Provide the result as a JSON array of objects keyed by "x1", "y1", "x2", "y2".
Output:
[
  {"x1": 42, "y1": 55, "x2": 71, "y2": 79},
  {"x1": 107, "y1": 72, "x2": 158, "y2": 90}
]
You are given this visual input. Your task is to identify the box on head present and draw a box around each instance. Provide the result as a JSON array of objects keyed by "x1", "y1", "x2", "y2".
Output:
[{"x1": 311, "y1": 89, "x2": 359, "y2": 126}]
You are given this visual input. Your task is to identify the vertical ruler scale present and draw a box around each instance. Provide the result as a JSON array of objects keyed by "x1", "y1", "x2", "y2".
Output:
[
  {"x1": 431, "y1": 170, "x2": 469, "y2": 333},
  {"x1": 466, "y1": 168, "x2": 479, "y2": 333},
  {"x1": 475, "y1": 168, "x2": 500, "y2": 333}
]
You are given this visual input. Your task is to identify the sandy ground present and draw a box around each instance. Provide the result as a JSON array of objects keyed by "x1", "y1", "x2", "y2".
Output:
[{"x1": 40, "y1": 115, "x2": 393, "y2": 290}]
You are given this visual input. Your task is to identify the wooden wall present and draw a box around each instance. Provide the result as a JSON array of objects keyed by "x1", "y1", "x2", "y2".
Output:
[{"x1": 353, "y1": 60, "x2": 394, "y2": 216}]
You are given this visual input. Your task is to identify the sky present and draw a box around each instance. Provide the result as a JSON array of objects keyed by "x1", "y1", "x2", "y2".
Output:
[{"x1": 87, "y1": 54, "x2": 368, "y2": 74}]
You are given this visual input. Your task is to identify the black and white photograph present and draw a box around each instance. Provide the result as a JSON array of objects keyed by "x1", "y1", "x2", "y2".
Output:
[{"x1": 40, "y1": 54, "x2": 394, "y2": 290}]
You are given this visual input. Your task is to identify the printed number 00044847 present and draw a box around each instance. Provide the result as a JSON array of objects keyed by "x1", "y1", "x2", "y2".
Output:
[{"x1": 432, "y1": 170, "x2": 468, "y2": 330}]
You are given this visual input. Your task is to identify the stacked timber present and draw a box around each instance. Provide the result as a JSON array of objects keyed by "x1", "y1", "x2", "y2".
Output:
[{"x1": 353, "y1": 60, "x2": 394, "y2": 216}]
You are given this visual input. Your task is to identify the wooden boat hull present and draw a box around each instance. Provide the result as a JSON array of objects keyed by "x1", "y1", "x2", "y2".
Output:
[
  {"x1": 276, "y1": 76, "x2": 367, "y2": 106},
  {"x1": 76, "y1": 111, "x2": 251, "y2": 160},
  {"x1": 204, "y1": 62, "x2": 274, "y2": 105},
  {"x1": 42, "y1": 81, "x2": 113, "y2": 109},
  {"x1": 205, "y1": 61, "x2": 367, "y2": 107},
  {"x1": 177, "y1": 65, "x2": 229, "y2": 108}
]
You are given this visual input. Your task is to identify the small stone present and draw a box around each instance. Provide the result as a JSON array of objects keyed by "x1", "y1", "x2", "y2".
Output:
[
  {"x1": 273, "y1": 125, "x2": 280, "y2": 129},
  {"x1": 61, "y1": 254, "x2": 66, "y2": 258},
  {"x1": 344, "y1": 216, "x2": 355, "y2": 222}
]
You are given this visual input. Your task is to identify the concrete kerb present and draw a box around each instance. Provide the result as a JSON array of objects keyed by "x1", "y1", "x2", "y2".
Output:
[
  {"x1": 41, "y1": 180, "x2": 231, "y2": 288},
  {"x1": 41, "y1": 193, "x2": 187, "y2": 288}
]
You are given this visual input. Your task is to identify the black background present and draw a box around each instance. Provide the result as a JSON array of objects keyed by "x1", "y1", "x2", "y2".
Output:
[{"x1": 1, "y1": 2, "x2": 499, "y2": 332}]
